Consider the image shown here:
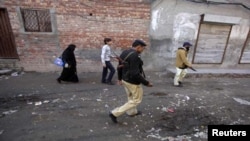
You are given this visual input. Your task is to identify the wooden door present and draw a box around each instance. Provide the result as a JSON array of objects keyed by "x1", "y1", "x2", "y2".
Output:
[
  {"x1": 0, "y1": 8, "x2": 18, "y2": 59},
  {"x1": 193, "y1": 23, "x2": 231, "y2": 64}
]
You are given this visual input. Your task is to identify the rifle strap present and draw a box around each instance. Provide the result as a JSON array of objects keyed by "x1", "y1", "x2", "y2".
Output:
[
  {"x1": 123, "y1": 51, "x2": 134, "y2": 62},
  {"x1": 117, "y1": 51, "x2": 134, "y2": 68}
]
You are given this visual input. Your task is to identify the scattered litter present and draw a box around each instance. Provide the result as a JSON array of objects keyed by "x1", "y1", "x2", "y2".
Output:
[
  {"x1": 43, "y1": 100, "x2": 49, "y2": 104},
  {"x1": 167, "y1": 108, "x2": 174, "y2": 113},
  {"x1": 105, "y1": 104, "x2": 109, "y2": 108},
  {"x1": 52, "y1": 98, "x2": 60, "y2": 103},
  {"x1": 233, "y1": 98, "x2": 250, "y2": 105},
  {"x1": 146, "y1": 134, "x2": 162, "y2": 140},
  {"x1": 146, "y1": 127, "x2": 155, "y2": 133},
  {"x1": 161, "y1": 107, "x2": 174, "y2": 113},
  {"x1": 231, "y1": 119, "x2": 244, "y2": 125},
  {"x1": 147, "y1": 134, "x2": 192, "y2": 141},
  {"x1": 125, "y1": 134, "x2": 132, "y2": 138},
  {"x1": 103, "y1": 88, "x2": 108, "y2": 92},
  {"x1": 18, "y1": 94, "x2": 23, "y2": 97},
  {"x1": 197, "y1": 106, "x2": 205, "y2": 109},
  {"x1": 122, "y1": 122, "x2": 128, "y2": 125},
  {"x1": 78, "y1": 113, "x2": 84, "y2": 117},
  {"x1": 96, "y1": 99, "x2": 102, "y2": 102},
  {"x1": 11, "y1": 72, "x2": 18, "y2": 76},
  {"x1": 35, "y1": 101, "x2": 42, "y2": 106},
  {"x1": 70, "y1": 95, "x2": 76, "y2": 101},
  {"x1": 193, "y1": 131, "x2": 207, "y2": 138},
  {"x1": 81, "y1": 97, "x2": 91, "y2": 101},
  {"x1": 3, "y1": 110, "x2": 17, "y2": 115},
  {"x1": 161, "y1": 107, "x2": 167, "y2": 112}
]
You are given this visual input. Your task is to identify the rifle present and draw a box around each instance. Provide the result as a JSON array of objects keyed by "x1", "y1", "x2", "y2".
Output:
[
  {"x1": 113, "y1": 50, "x2": 146, "y2": 78},
  {"x1": 188, "y1": 66, "x2": 197, "y2": 71},
  {"x1": 181, "y1": 64, "x2": 197, "y2": 72},
  {"x1": 111, "y1": 51, "x2": 134, "y2": 68}
]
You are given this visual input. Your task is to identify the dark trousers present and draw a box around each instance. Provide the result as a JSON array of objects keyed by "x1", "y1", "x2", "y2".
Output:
[{"x1": 102, "y1": 61, "x2": 115, "y2": 83}]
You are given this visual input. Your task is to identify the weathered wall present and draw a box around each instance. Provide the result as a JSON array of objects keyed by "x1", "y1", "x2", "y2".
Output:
[
  {"x1": 149, "y1": 0, "x2": 250, "y2": 71},
  {"x1": 1, "y1": 0, "x2": 250, "y2": 72},
  {"x1": 0, "y1": 0, "x2": 151, "y2": 72}
]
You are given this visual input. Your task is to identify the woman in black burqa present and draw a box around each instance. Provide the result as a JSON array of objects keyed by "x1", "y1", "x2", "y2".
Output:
[{"x1": 57, "y1": 44, "x2": 79, "y2": 83}]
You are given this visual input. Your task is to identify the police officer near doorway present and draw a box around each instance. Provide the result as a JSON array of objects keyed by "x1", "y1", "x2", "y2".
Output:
[{"x1": 174, "y1": 42, "x2": 193, "y2": 87}]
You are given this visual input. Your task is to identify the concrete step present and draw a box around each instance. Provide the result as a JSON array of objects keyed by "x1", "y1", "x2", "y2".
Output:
[{"x1": 166, "y1": 68, "x2": 250, "y2": 78}]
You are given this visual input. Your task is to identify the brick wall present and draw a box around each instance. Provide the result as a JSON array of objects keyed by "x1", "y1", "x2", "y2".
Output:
[{"x1": 1, "y1": 0, "x2": 151, "y2": 72}]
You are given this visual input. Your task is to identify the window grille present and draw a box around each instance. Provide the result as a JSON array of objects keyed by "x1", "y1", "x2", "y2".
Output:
[{"x1": 20, "y1": 8, "x2": 52, "y2": 32}]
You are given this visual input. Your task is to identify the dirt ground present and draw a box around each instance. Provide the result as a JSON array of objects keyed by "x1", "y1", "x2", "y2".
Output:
[{"x1": 0, "y1": 71, "x2": 250, "y2": 141}]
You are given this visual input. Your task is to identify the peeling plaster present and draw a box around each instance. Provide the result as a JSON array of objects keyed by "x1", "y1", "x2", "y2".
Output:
[
  {"x1": 173, "y1": 13, "x2": 199, "y2": 41},
  {"x1": 151, "y1": 8, "x2": 162, "y2": 31},
  {"x1": 230, "y1": 25, "x2": 249, "y2": 40}
]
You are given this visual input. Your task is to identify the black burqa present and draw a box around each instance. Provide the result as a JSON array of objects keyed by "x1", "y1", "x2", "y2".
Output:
[{"x1": 57, "y1": 44, "x2": 79, "y2": 83}]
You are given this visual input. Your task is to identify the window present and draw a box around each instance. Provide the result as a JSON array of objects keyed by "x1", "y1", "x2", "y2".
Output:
[
  {"x1": 239, "y1": 30, "x2": 250, "y2": 64},
  {"x1": 20, "y1": 8, "x2": 52, "y2": 32}
]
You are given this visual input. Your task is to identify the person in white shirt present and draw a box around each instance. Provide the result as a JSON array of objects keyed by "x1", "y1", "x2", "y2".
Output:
[{"x1": 101, "y1": 38, "x2": 116, "y2": 85}]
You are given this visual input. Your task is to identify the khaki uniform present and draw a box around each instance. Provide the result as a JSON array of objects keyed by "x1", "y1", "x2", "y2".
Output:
[
  {"x1": 175, "y1": 48, "x2": 191, "y2": 68},
  {"x1": 174, "y1": 47, "x2": 191, "y2": 86},
  {"x1": 112, "y1": 80, "x2": 143, "y2": 117}
]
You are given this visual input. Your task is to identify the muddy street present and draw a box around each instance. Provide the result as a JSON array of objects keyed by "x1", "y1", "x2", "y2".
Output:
[{"x1": 0, "y1": 71, "x2": 250, "y2": 141}]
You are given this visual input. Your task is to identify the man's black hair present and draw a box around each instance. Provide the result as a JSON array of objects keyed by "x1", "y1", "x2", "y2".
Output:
[{"x1": 132, "y1": 39, "x2": 147, "y2": 47}]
